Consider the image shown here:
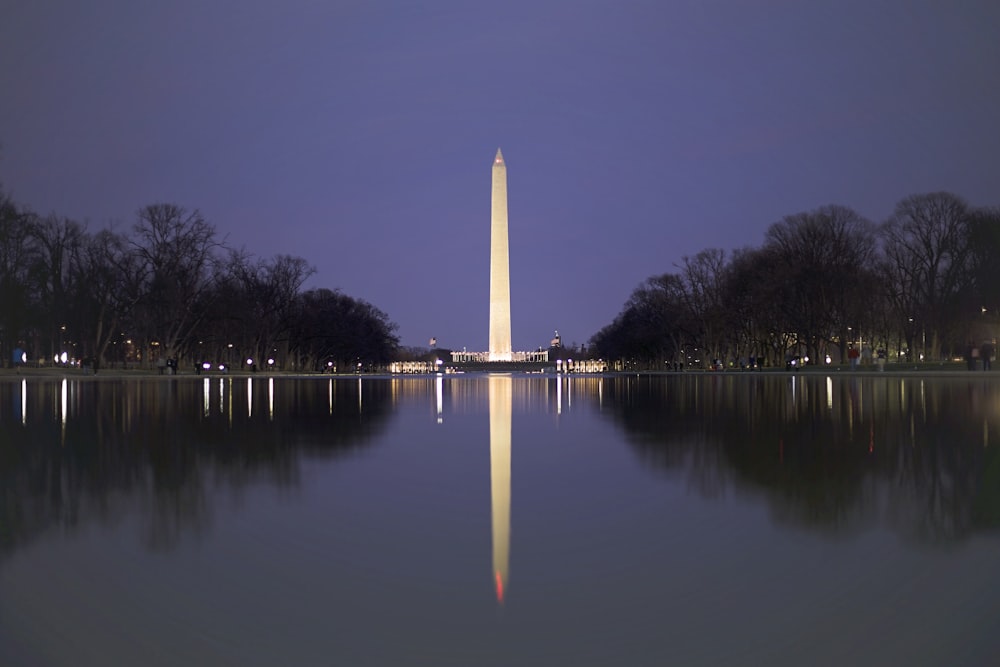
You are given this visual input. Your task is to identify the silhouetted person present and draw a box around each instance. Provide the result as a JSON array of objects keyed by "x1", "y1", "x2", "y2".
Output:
[{"x1": 982, "y1": 341, "x2": 994, "y2": 371}]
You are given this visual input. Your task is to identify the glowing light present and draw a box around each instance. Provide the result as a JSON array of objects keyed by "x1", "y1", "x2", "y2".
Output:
[
  {"x1": 268, "y1": 377, "x2": 274, "y2": 420},
  {"x1": 436, "y1": 374, "x2": 444, "y2": 424},
  {"x1": 60, "y1": 379, "x2": 67, "y2": 425}
]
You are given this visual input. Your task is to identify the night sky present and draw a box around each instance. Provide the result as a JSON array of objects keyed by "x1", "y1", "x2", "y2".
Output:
[{"x1": 2, "y1": 1, "x2": 998, "y2": 351}]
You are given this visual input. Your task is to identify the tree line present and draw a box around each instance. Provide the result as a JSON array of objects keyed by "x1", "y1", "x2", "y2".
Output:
[
  {"x1": 0, "y1": 191, "x2": 399, "y2": 372},
  {"x1": 590, "y1": 192, "x2": 1000, "y2": 369}
]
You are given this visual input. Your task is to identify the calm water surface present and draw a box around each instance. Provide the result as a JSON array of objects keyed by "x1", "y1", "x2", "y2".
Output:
[{"x1": 1, "y1": 374, "x2": 999, "y2": 666}]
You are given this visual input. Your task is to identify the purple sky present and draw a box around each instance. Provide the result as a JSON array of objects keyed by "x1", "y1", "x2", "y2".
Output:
[{"x1": 2, "y1": 1, "x2": 998, "y2": 350}]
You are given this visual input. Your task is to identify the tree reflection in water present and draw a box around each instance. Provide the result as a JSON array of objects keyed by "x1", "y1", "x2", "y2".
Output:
[
  {"x1": 600, "y1": 374, "x2": 1000, "y2": 544},
  {"x1": 0, "y1": 378, "x2": 393, "y2": 557},
  {"x1": 3, "y1": 373, "x2": 998, "y2": 561}
]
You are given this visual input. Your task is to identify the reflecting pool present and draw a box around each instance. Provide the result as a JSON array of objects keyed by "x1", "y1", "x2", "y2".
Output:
[{"x1": 1, "y1": 374, "x2": 999, "y2": 666}]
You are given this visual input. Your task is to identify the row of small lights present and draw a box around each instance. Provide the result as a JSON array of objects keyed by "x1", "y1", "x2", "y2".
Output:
[{"x1": 202, "y1": 358, "x2": 277, "y2": 371}]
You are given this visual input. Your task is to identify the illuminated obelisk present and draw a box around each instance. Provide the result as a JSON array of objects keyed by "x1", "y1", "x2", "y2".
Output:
[
  {"x1": 489, "y1": 148, "x2": 512, "y2": 362},
  {"x1": 489, "y1": 375, "x2": 511, "y2": 603}
]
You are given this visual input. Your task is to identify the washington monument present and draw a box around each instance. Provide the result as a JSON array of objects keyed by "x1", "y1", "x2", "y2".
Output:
[{"x1": 489, "y1": 148, "x2": 512, "y2": 361}]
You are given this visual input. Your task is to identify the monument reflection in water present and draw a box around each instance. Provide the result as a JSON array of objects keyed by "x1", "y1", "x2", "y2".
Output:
[
  {"x1": 2, "y1": 373, "x2": 1000, "y2": 666},
  {"x1": 489, "y1": 375, "x2": 511, "y2": 603},
  {"x1": 436, "y1": 373, "x2": 512, "y2": 603}
]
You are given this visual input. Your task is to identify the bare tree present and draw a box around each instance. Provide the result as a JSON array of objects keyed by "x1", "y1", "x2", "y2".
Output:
[
  {"x1": 764, "y1": 205, "x2": 877, "y2": 363},
  {"x1": 290, "y1": 288, "x2": 399, "y2": 371},
  {"x1": 0, "y1": 190, "x2": 39, "y2": 365},
  {"x1": 131, "y1": 204, "x2": 223, "y2": 362},
  {"x1": 29, "y1": 215, "x2": 85, "y2": 361},
  {"x1": 73, "y1": 227, "x2": 145, "y2": 371},
  {"x1": 967, "y1": 206, "x2": 1000, "y2": 330},
  {"x1": 880, "y1": 192, "x2": 973, "y2": 359},
  {"x1": 224, "y1": 251, "x2": 315, "y2": 368},
  {"x1": 723, "y1": 246, "x2": 792, "y2": 366},
  {"x1": 590, "y1": 273, "x2": 692, "y2": 368},
  {"x1": 678, "y1": 248, "x2": 730, "y2": 365}
]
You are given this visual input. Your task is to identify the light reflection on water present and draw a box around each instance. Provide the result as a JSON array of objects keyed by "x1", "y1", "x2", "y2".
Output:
[{"x1": 0, "y1": 374, "x2": 999, "y2": 666}]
